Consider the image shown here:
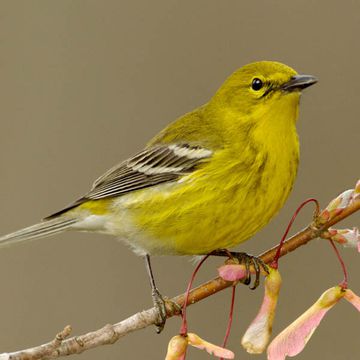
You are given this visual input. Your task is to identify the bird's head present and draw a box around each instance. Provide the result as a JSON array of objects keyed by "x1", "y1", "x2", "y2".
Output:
[{"x1": 210, "y1": 61, "x2": 317, "y2": 124}]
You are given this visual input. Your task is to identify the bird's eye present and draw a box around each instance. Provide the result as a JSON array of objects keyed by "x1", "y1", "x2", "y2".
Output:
[{"x1": 251, "y1": 78, "x2": 263, "y2": 91}]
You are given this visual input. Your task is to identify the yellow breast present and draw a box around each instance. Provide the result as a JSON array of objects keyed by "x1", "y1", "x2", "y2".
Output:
[{"x1": 107, "y1": 125, "x2": 299, "y2": 256}]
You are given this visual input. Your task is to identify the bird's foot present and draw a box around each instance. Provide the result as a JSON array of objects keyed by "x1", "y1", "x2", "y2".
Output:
[
  {"x1": 212, "y1": 249, "x2": 269, "y2": 289},
  {"x1": 151, "y1": 287, "x2": 167, "y2": 333},
  {"x1": 151, "y1": 288, "x2": 182, "y2": 333},
  {"x1": 231, "y1": 252, "x2": 268, "y2": 289}
]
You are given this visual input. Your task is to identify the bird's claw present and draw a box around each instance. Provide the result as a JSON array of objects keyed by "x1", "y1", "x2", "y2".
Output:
[
  {"x1": 231, "y1": 252, "x2": 268, "y2": 289},
  {"x1": 212, "y1": 249, "x2": 268, "y2": 289},
  {"x1": 152, "y1": 287, "x2": 167, "y2": 333},
  {"x1": 151, "y1": 289, "x2": 182, "y2": 333}
]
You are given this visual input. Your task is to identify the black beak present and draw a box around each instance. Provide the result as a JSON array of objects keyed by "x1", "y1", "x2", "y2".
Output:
[{"x1": 281, "y1": 75, "x2": 318, "y2": 92}]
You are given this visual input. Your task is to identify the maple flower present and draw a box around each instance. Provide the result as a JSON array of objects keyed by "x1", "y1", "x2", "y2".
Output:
[
  {"x1": 267, "y1": 286, "x2": 360, "y2": 360},
  {"x1": 218, "y1": 263, "x2": 281, "y2": 354},
  {"x1": 165, "y1": 333, "x2": 234, "y2": 360},
  {"x1": 318, "y1": 179, "x2": 360, "y2": 225},
  {"x1": 318, "y1": 189, "x2": 355, "y2": 224},
  {"x1": 165, "y1": 335, "x2": 188, "y2": 360},
  {"x1": 327, "y1": 227, "x2": 360, "y2": 252},
  {"x1": 242, "y1": 267, "x2": 282, "y2": 354}
]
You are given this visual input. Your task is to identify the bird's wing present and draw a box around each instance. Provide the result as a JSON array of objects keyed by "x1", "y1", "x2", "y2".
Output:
[
  {"x1": 87, "y1": 144, "x2": 212, "y2": 199},
  {"x1": 45, "y1": 144, "x2": 212, "y2": 218}
]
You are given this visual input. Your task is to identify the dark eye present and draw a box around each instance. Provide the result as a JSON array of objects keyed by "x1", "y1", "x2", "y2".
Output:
[{"x1": 251, "y1": 78, "x2": 263, "y2": 91}]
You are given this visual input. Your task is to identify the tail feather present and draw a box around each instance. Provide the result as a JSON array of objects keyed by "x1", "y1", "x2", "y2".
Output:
[{"x1": 0, "y1": 217, "x2": 78, "y2": 248}]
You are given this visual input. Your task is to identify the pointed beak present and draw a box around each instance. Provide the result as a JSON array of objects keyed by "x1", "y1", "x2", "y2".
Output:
[{"x1": 281, "y1": 75, "x2": 318, "y2": 92}]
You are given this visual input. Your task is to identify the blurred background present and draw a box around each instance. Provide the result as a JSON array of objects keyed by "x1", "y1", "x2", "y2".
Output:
[{"x1": 0, "y1": 1, "x2": 359, "y2": 359}]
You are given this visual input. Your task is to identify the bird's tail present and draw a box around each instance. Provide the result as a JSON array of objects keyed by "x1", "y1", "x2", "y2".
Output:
[{"x1": 0, "y1": 217, "x2": 78, "y2": 248}]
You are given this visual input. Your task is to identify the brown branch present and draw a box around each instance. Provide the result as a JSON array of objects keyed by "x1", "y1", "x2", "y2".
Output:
[
  {"x1": 1, "y1": 196, "x2": 359, "y2": 360},
  {"x1": 1, "y1": 326, "x2": 72, "y2": 360}
]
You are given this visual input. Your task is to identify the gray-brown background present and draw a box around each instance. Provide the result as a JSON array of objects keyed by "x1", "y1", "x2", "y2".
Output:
[{"x1": 1, "y1": 1, "x2": 359, "y2": 359}]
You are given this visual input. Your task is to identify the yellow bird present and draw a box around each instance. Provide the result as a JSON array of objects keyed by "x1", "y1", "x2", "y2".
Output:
[{"x1": 0, "y1": 61, "x2": 317, "y2": 331}]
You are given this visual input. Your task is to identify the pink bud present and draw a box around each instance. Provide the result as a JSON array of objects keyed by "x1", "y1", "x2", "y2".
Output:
[
  {"x1": 242, "y1": 268, "x2": 282, "y2": 354},
  {"x1": 218, "y1": 264, "x2": 247, "y2": 282},
  {"x1": 267, "y1": 286, "x2": 344, "y2": 360}
]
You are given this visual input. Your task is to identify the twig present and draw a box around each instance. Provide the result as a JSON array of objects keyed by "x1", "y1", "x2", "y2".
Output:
[
  {"x1": 1, "y1": 326, "x2": 72, "y2": 360},
  {"x1": 1, "y1": 197, "x2": 359, "y2": 360}
]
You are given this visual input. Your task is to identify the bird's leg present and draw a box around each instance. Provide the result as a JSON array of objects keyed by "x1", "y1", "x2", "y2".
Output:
[
  {"x1": 144, "y1": 254, "x2": 167, "y2": 333},
  {"x1": 211, "y1": 249, "x2": 269, "y2": 289}
]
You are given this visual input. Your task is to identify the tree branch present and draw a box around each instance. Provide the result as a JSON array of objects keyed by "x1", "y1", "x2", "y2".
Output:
[{"x1": 1, "y1": 194, "x2": 359, "y2": 360}]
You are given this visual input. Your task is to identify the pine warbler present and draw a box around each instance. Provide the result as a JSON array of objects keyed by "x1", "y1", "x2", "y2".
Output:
[{"x1": 0, "y1": 61, "x2": 317, "y2": 331}]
